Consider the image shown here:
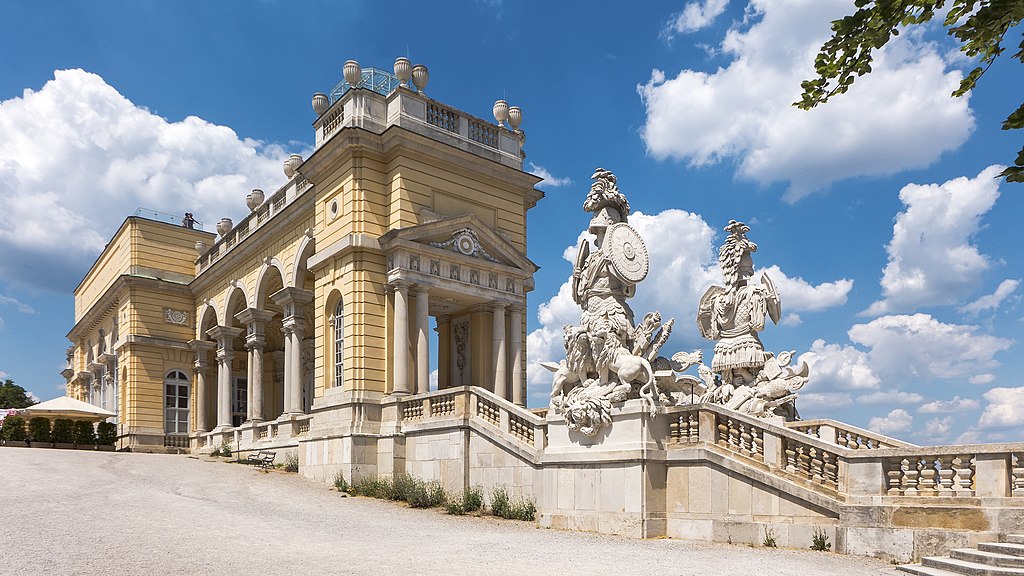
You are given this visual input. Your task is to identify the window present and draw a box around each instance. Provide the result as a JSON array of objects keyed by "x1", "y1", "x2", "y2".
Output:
[
  {"x1": 164, "y1": 370, "x2": 189, "y2": 434},
  {"x1": 332, "y1": 300, "x2": 345, "y2": 388}
]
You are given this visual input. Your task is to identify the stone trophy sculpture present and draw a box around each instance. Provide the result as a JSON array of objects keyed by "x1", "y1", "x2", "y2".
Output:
[
  {"x1": 543, "y1": 169, "x2": 704, "y2": 436},
  {"x1": 696, "y1": 221, "x2": 808, "y2": 420}
]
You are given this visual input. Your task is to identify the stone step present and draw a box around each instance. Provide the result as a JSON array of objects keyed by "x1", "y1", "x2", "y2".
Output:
[
  {"x1": 898, "y1": 564, "x2": 967, "y2": 576},
  {"x1": 922, "y1": 556, "x2": 1024, "y2": 576},
  {"x1": 953, "y1": 549, "x2": 1024, "y2": 569},
  {"x1": 1006, "y1": 536, "x2": 1024, "y2": 546},
  {"x1": 981, "y1": 543, "x2": 1024, "y2": 558}
]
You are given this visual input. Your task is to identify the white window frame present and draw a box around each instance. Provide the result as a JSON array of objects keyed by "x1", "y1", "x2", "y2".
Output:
[{"x1": 164, "y1": 370, "x2": 190, "y2": 435}]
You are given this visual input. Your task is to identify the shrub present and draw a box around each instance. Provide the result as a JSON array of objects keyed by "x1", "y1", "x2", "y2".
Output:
[
  {"x1": 810, "y1": 528, "x2": 832, "y2": 551},
  {"x1": 763, "y1": 527, "x2": 777, "y2": 548},
  {"x1": 333, "y1": 471, "x2": 350, "y2": 493},
  {"x1": 490, "y1": 487, "x2": 511, "y2": 518},
  {"x1": 52, "y1": 419, "x2": 74, "y2": 444},
  {"x1": 2, "y1": 415, "x2": 27, "y2": 442},
  {"x1": 445, "y1": 496, "x2": 466, "y2": 515},
  {"x1": 511, "y1": 498, "x2": 536, "y2": 521},
  {"x1": 463, "y1": 485, "x2": 483, "y2": 512},
  {"x1": 72, "y1": 420, "x2": 96, "y2": 446},
  {"x1": 408, "y1": 480, "x2": 446, "y2": 509},
  {"x1": 96, "y1": 422, "x2": 117, "y2": 445},
  {"x1": 351, "y1": 475, "x2": 391, "y2": 499},
  {"x1": 284, "y1": 452, "x2": 299, "y2": 472},
  {"x1": 28, "y1": 417, "x2": 51, "y2": 443},
  {"x1": 220, "y1": 440, "x2": 233, "y2": 458},
  {"x1": 389, "y1": 473, "x2": 417, "y2": 501}
]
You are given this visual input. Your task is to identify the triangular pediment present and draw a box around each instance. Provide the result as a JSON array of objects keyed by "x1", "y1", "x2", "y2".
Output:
[{"x1": 380, "y1": 214, "x2": 538, "y2": 272}]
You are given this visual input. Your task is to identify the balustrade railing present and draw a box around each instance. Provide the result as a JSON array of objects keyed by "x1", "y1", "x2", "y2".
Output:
[
  {"x1": 468, "y1": 119, "x2": 498, "y2": 148},
  {"x1": 783, "y1": 436, "x2": 840, "y2": 490},
  {"x1": 476, "y1": 396, "x2": 500, "y2": 427},
  {"x1": 403, "y1": 399, "x2": 425, "y2": 420},
  {"x1": 715, "y1": 413, "x2": 764, "y2": 462},
  {"x1": 429, "y1": 393, "x2": 456, "y2": 417},
  {"x1": 884, "y1": 454, "x2": 975, "y2": 496},
  {"x1": 668, "y1": 410, "x2": 700, "y2": 444},
  {"x1": 323, "y1": 107, "x2": 343, "y2": 138},
  {"x1": 426, "y1": 102, "x2": 459, "y2": 133},
  {"x1": 164, "y1": 434, "x2": 189, "y2": 448},
  {"x1": 296, "y1": 420, "x2": 310, "y2": 436}
]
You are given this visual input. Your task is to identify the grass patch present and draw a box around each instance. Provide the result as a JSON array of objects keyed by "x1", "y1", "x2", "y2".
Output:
[
  {"x1": 762, "y1": 526, "x2": 777, "y2": 548},
  {"x1": 284, "y1": 453, "x2": 299, "y2": 473},
  {"x1": 810, "y1": 528, "x2": 832, "y2": 551},
  {"x1": 489, "y1": 486, "x2": 536, "y2": 521}
]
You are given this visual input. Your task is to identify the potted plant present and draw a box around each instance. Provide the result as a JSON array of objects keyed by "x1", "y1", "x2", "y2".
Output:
[
  {"x1": 1, "y1": 415, "x2": 28, "y2": 447},
  {"x1": 52, "y1": 419, "x2": 74, "y2": 449},
  {"x1": 28, "y1": 417, "x2": 52, "y2": 448},
  {"x1": 72, "y1": 420, "x2": 96, "y2": 449},
  {"x1": 96, "y1": 422, "x2": 117, "y2": 451}
]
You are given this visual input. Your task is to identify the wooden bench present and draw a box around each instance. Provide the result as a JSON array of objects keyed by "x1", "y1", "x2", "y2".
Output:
[{"x1": 246, "y1": 450, "x2": 276, "y2": 469}]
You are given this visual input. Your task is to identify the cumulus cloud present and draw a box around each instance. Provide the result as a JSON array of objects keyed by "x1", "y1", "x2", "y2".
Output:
[
  {"x1": 528, "y1": 163, "x2": 573, "y2": 187},
  {"x1": 638, "y1": 0, "x2": 974, "y2": 199},
  {"x1": 978, "y1": 387, "x2": 1024, "y2": 428},
  {"x1": 856, "y1": 389, "x2": 923, "y2": 405},
  {"x1": 865, "y1": 166, "x2": 1004, "y2": 315},
  {"x1": 918, "y1": 396, "x2": 980, "y2": 413},
  {"x1": 869, "y1": 408, "x2": 914, "y2": 435},
  {"x1": 921, "y1": 416, "x2": 954, "y2": 439},
  {"x1": 527, "y1": 209, "x2": 853, "y2": 403},
  {"x1": 0, "y1": 69, "x2": 304, "y2": 291},
  {"x1": 969, "y1": 374, "x2": 996, "y2": 385},
  {"x1": 799, "y1": 339, "x2": 880, "y2": 391},
  {"x1": 958, "y1": 278, "x2": 1020, "y2": 317},
  {"x1": 663, "y1": 0, "x2": 731, "y2": 36},
  {"x1": 849, "y1": 313, "x2": 1011, "y2": 381}
]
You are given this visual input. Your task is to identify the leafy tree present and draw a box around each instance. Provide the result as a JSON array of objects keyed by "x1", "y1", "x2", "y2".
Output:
[
  {"x1": 0, "y1": 378, "x2": 37, "y2": 408},
  {"x1": 52, "y1": 419, "x2": 74, "y2": 444},
  {"x1": 28, "y1": 417, "x2": 52, "y2": 442},
  {"x1": 796, "y1": 0, "x2": 1024, "y2": 181},
  {"x1": 2, "y1": 415, "x2": 27, "y2": 441}
]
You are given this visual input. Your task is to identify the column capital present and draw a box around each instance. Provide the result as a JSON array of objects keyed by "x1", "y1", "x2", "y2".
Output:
[
  {"x1": 270, "y1": 287, "x2": 314, "y2": 320},
  {"x1": 205, "y1": 325, "x2": 243, "y2": 343},
  {"x1": 390, "y1": 279, "x2": 411, "y2": 292},
  {"x1": 194, "y1": 357, "x2": 210, "y2": 371},
  {"x1": 245, "y1": 335, "x2": 266, "y2": 350},
  {"x1": 234, "y1": 308, "x2": 275, "y2": 327},
  {"x1": 411, "y1": 283, "x2": 430, "y2": 295},
  {"x1": 507, "y1": 303, "x2": 525, "y2": 315},
  {"x1": 490, "y1": 301, "x2": 508, "y2": 312}
]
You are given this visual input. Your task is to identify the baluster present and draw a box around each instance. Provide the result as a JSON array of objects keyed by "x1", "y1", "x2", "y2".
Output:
[
  {"x1": 952, "y1": 455, "x2": 974, "y2": 494},
  {"x1": 810, "y1": 447, "x2": 825, "y2": 483},
  {"x1": 728, "y1": 419, "x2": 741, "y2": 450},
  {"x1": 902, "y1": 458, "x2": 920, "y2": 496},
  {"x1": 688, "y1": 412, "x2": 699, "y2": 443},
  {"x1": 836, "y1": 432, "x2": 849, "y2": 449},
  {"x1": 785, "y1": 441, "x2": 798, "y2": 473},
  {"x1": 886, "y1": 459, "x2": 903, "y2": 495},
  {"x1": 669, "y1": 416, "x2": 681, "y2": 442},
  {"x1": 918, "y1": 457, "x2": 938, "y2": 495},
  {"x1": 822, "y1": 451, "x2": 838, "y2": 489},
  {"x1": 1013, "y1": 454, "x2": 1024, "y2": 497},
  {"x1": 751, "y1": 428, "x2": 763, "y2": 459},
  {"x1": 717, "y1": 417, "x2": 729, "y2": 446},
  {"x1": 798, "y1": 445, "x2": 812, "y2": 480},
  {"x1": 739, "y1": 422, "x2": 752, "y2": 454},
  {"x1": 937, "y1": 455, "x2": 955, "y2": 495}
]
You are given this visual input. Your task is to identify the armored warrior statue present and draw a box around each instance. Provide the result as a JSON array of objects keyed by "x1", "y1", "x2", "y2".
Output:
[
  {"x1": 544, "y1": 169, "x2": 703, "y2": 437},
  {"x1": 697, "y1": 221, "x2": 808, "y2": 419}
]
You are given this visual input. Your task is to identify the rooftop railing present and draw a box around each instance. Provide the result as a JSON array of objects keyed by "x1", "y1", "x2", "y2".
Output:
[{"x1": 134, "y1": 208, "x2": 204, "y2": 231}]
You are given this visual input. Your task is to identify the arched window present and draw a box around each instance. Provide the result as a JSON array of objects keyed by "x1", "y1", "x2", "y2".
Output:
[
  {"x1": 164, "y1": 370, "x2": 190, "y2": 434},
  {"x1": 332, "y1": 300, "x2": 345, "y2": 388}
]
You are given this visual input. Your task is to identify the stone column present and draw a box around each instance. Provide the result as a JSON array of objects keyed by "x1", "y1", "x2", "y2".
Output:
[
  {"x1": 492, "y1": 302, "x2": 507, "y2": 400},
  {"x1": 415, "y1": 286, "x2": 430, "y2": 394},
  {"x1": 392, "y1": 281, "x2": 411, "y2": 395},
  {"x1": 189, "y1": 340, "x2": 216, "y2": 432},
  {"x1": 270, "y1": 288, "x2": 313, "y2": 415},
  {"x1": 509, "y1": 305, "x2": 524, "y2": 407},
  {"x1": 205, "y1": 326, "x2": 242, "y2": 430},
  {"x1": 235, "y1": 309, "x2": 274, "y2": 422},
  {"x1": 436, "y1": 315, "x2": 451, "y2": 390}
]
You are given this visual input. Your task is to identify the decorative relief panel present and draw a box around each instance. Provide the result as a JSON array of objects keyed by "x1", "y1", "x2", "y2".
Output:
[
  {"x1": 410, "y1": 254, "x2": 420, "y2": 272},
  {"x1": 430, "y1": 259, "x2": 440, "y2": 276},
  {"x1": 469, "y1": 269, "x2": 480, "y2": 285},
  {"x1": 165, "y1": 309, "x2": 189, "y2": 326},
  {"x1": 488, "y1": 273, "x2": 498, "y2": 289},
  {"x1": 505, "y1": 279, "x2": 515, "y2": 294},
  {"x1": 449, "y1": 264, "x2": 461, "y2": 281}
]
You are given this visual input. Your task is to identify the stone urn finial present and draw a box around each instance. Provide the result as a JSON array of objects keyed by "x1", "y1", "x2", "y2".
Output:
[
  {"x1": 343, "y1": 60, "x2": 362, "y2": 86},
  {"x1": 195, "y1": 240, "x2": 207, "y2": 254},
  {"x1": 287, "y1": 154, "x2": 302, "y2": 178},
  {"x1": 508, "y1": 106, "x2": 522, "y2": 132},
  {"x1": 394, "y1": 57, "x2": 412, "y2": 87},
  {"x1": 216, "y1": 218, "x2": 233, "y2": 237},
  {"x1": 411, "y1": 64, "x2": 429, "y2": 94},
  {"x1": 246, "y1": 189, "x2": 265, "y2": 211},
  {"x1": 312, "y1": 92, "x2": 329, "y2": 116},
  {"x1": 493, "y1": 100, "x2": 509, "y2": 128}
]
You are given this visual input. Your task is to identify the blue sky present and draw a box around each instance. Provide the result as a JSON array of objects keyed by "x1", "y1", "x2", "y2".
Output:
[{"x1": 0, "y1": 0, "x2": 1021, "y2": 443}]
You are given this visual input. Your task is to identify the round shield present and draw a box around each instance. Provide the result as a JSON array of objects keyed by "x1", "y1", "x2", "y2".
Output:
[{"x1": 605, "y1": 222, "x2": 649, "y2": 284}]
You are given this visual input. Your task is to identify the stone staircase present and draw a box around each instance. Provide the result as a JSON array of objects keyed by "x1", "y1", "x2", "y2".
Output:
[{"x1": 899, "y1": 535, "x2": 1024, "y2": 575}]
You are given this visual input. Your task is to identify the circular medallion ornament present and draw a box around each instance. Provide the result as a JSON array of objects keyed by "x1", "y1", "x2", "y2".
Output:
[
  {"x1": 455, "y1": 232, "x2": 476, "y2": 256},
  {"x1": 605, "y1": 222, "x2": 649, "y2": 284}
]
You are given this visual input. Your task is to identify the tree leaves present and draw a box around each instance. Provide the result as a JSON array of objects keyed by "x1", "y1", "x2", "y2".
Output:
[{"x1": 796, "y1": 0, "x2": 1024, "y2": 182}]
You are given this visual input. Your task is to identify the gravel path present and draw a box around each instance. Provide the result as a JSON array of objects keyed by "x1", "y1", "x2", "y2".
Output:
[{"x1": 0, "y1": 447, "x2": 896, "y2": 575}]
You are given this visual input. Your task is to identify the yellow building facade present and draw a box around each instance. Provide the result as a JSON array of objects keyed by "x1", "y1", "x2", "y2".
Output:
[{"x1": 65, "y1": 62, "x2": 542, "y2": 453}]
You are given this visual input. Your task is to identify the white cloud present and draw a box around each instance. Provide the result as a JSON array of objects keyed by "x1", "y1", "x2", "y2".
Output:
[
  {"x1": 755, "y1": 265, "x2": 852, "y2": 312},
  {"x1": 638, "y1": 0, "x2": 974, "y2": 199},
  {"x1": 958, "y1": 278, "x2": 1020, "y2": 317},
  {"x1": 856, "y1": 389, "x2": 924, "y2": 405},
  {"x1": 0, "y1": 69, "x2": 305, "y2": 291},
  {"x1": 921, "y1": 416, "x2": 953, "y2": 439},
  {"x1": 969, "y1": 374, "x2": 996, "y2": 385},
  {"x1": 865, "y1": 166, "x2": 1004, "y2": 315},
  {"x1": 978, "y1": 387, "x2": 1024, "y2": 428},
  {"x1": 849, "y1": 313, "x2": 1012, "y2": 381},
  {"x1": 868, "y1": 408, "x2": 914, "y2": 435},
  {"x1": 429, "y1": 370, "x2": 438, "y2": 390},
  {"x1": 527, "y1": 163, "x2": 573, "y2": 187},
  {"x1": 918, "y1": 396, "x2": 980, "y2": 413},
  {"x1": 799, "y1": 392, "x2": 852, "y2": 410},
  {"x1": 664, "y1": 0, "x2": 730, "y2": 36},
  {"x1": 0, "y1": 294, "x2": 34, "y2": 314},
  {"x1": 799, "y1": 339, "x2": 880, "y2": 391}
]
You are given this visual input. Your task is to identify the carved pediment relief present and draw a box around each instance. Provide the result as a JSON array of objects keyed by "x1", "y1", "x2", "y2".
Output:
[{"x1": 380, "y1": 214, "x2": 537, "y2": 273}]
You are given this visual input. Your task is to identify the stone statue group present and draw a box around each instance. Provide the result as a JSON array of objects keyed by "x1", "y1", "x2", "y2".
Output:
[{"x1": 544, "y1": 169, "x2": 809, "y2": 437}]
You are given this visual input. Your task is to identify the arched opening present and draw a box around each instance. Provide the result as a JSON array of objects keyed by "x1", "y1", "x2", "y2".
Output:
[
  {"x1": 295, "y1": 239, "x2": 317, "y2": 412},
  {"x1": 197, "y1": 305, "x2": 219, "y2": 432},
  {"x1": 256, "y1": 264, "x2": 286, "y2": 420},
  {"x1": 224, "y1": 286, "x2": 248, "y2": 427}
]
